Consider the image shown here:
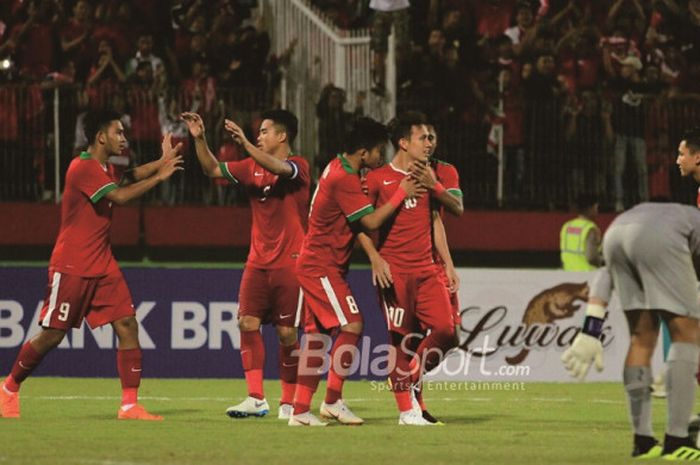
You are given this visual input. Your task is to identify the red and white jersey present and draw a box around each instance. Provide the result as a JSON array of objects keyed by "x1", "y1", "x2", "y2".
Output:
[
  {"x1": 431, "y1": 158, "x2": 463, "y2": 265},
  {"x1": 365, "y1": 162, "x2": 435, "y2": 273},
  {"x1": 297, "y1": 155, "x2": 374, "y2": 274},
  {"x1": 220, "y1": 155, "x2": 310, "y2": 269},
  {"x1": 50, "y1": 152, "x2": 119, "y2": 277}
]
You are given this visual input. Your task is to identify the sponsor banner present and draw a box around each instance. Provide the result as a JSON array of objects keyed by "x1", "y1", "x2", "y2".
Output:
[
  {"x1": 0, "y1": 267, "x2": 390, "y2": 379},
  {"x1": 432, "y1": 269, "x2": 664, "y2": 382},
  {"x1": 0, "y1": 267, "x2": 663, "y2": 381}
]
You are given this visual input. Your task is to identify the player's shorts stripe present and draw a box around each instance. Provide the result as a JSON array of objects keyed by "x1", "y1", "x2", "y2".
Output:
[
  {"x1": 90, "y1": 182, "x2": 118, "y2": 203},
  {"x1": 41, "y1": 272, "x2": 62, "y2": 327},
  {"x1": 320, "y1": 276, "x2": 348, "y2": 326},
  {"x1": 219, "y1": 163, "x2": 239, "y2": 184},
  {"x1": 294, "y1": 288, "x2": 304, "y2": 327},
  {"x1": 346, "y1": 204, "x2": 374, "y2": 223},
  {"x1": 286, "y1": 160, "x2": 299, "y2": 180},
  {"x1": 447, "y1": 188, "x2": 463, "y2": 197}
]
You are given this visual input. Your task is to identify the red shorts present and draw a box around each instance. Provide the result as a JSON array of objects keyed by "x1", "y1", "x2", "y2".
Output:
[
  {"x1": 379, "y1": 267, "x2": 454, "y2": 336},
  {"x1": 39, "y1": 268, "x2": 135, "y2": 330},
  {"x1": 437, "y1": 266, "x2": 461, "y2": 325},
  {"x1": 238, "y1": 266, "x2": 303, "y2": 327},
  {"x1": 297, "y1": 271, "x2": 363, "y2": 332}
]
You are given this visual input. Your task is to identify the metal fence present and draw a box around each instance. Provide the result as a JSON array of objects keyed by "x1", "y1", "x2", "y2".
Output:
[
  {"x1": 263, "y1": 0, "x2": 394, "y2": 163},
  {"x1": 1, "y1": 82, "x2": 699, "y2": 210}
]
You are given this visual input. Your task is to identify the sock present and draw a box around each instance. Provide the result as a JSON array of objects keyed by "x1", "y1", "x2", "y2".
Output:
[
  {"x1": 414, "y1": 326, "x2": 455, "y2": 375},
  {"x1": 279, "y1": 342, "x2": 299, "y2": 405},
  {"x1": 325, "y1": 332, "x2": 360, "y2": 404},
  {"x1": 240, "y1": 330, "x2": 265, "y2": 400},
  {"x1": 666, "y1": 342, "x2": 700, "y2": 438},
  {"x1": 293, "y1": 334, "x2": 328, "y2": 415},
  {"x1": 634, "y1": 434, "x2": 659, "y2": 455},
  {"x1": 389, "y1": 333, "x2": 415, "y2": 413},
  {"x1": 623, "y1": 366, "x2": 654, "y2": 437},
  {"x1": 117, "y1": 348, "x2": 142, "y2": 407},
  {"x1": 395, "y1": 391, "x2": 413, "y2": 413},
  {"x1": 663, "y1": 434, "x2": 695, "y2": 455},
  {"x1": 6, "y1": 341, "x2": 46, "y2": 392}
]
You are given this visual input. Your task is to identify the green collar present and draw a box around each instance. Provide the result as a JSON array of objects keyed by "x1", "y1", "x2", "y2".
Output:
[
  {"x1": 79, "y1": 151, "x2": 91, "y2": 160},
  {"x1": 338, "y1": 154, "x2": 356, "y2": 174}
]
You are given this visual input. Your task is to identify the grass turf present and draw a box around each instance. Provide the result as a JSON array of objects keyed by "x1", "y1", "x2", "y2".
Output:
[{"x1": 0, "y1": 378, "x2": 678, "y2": 465}]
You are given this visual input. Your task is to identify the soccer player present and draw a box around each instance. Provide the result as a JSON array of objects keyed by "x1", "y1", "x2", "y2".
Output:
[
  {"x1": 0, "y1": 109, "x2": 183, "y2": 420},
  {"x1": 288, "y1": 117, "x2": 423, "y2": 426},
  {"x1": 676, "y1": 127, "x2": 700, "y2": 207},
  {"x1": 562, "y1": 202, "x2": 700, "y2": 459},
  {"x1": 359, "y1": 112, "x2": 463, "y2": 426},
  {"x1": 181, "y1": 110, "x2": 309, "y2": 420}
]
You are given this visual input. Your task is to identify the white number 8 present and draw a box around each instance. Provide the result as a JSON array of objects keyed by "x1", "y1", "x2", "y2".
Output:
[
  {"x1": 346, "y1": 296, "x2": 360, "y2": 314},
  {"x1": 57, "y1": 302, "x2": 71, "y2": 322}
]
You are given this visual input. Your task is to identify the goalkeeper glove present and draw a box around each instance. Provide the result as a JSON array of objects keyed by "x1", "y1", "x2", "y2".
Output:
[{"x1": 561, "y1": 303, "x2": 606, "y2": 381}]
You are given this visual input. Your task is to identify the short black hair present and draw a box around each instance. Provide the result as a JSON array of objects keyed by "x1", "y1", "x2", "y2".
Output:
[
  {"x1": 261, "y1": 109, "x2": 298, "y2": 146},
  {"x1": 682, "y1": 127, "x2": 700, "y2": 153},
  {"x1": 84, "y1": 109, "x2": 122, "y2": 145},
  {"x1": 345, "y1": 117, "x2": 388, "y2": 154},
  {"x1": 387, "y1": 111, "x2": 427, "y2": 151},
  {"x1": 576, "y1": 193, "x2": 598, "y2": 211}
]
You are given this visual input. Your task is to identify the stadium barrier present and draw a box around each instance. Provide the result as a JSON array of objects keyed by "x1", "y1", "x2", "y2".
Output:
[
  {"x1": 0, "y1": 267, "x2": 663, "y2": 382},
  {"x1": 0, "y1": 202, "x2": 619, "y2": 251}
]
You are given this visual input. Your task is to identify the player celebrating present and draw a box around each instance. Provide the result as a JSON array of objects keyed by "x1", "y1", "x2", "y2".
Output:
[
  {"x1": 289, "y1": 117, "x2": 423, "y2": 426},
  {"x1": 359, "y1": 112, "x2": 463, "y2": 426},
  {"x1": 0, "y1": 109, "x2": 182, "y2": 420},
  {"x1": 182, "y1": 110, "x2": 309, "y2": 420},
  {"x1": 562, "y1": 202, "x2": 700, "y2": 459}
]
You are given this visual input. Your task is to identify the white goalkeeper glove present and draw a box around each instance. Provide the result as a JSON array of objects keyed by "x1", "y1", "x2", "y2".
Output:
[{"x1": 561, "y1": 303, "x2": 606, "y2": 381}]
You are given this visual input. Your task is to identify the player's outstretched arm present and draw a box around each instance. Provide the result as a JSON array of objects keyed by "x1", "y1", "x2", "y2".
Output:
[
  {"x1": 224, "y1": 118, "x2": 295, "y2": 178},
  {"x1": 357, "y1": 233, "x2": 393, "y2": 288},
  {"x1": 181, "y1": 112, "x2": 224, "y2": 178},
  {"x1": 127, "y1": 133, "x2": 184, "y2": 182},
  {"x1": 359, "y1": 177, "x2": 426, "y2": 231},
  {"x1": 411, "y1": 162, "x2": 463, "y2": 216},
  {"x1": 433, "y1": 211, "x2": 459, "y2": 293},
  {"x1": 106, "y1": 156, "x2": 184, "y2": 205}
]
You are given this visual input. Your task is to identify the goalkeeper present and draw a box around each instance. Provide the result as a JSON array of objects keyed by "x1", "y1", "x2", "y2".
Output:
[{"x1": 562, "y1": 202, "x2": 700, "y2": 460}]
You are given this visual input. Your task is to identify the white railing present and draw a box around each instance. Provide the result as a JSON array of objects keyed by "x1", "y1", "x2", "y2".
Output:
[{"x1": 263, "y1": 0, "x2": 394, "y2": 163}]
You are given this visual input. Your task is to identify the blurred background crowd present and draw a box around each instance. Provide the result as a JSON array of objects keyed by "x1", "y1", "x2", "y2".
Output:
[{"x1": 1, "y1": 0, "x2": 700, "y2": 210}]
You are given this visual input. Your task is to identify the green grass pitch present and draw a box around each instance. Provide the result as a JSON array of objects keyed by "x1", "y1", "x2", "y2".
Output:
[{"x1": 0, "y1": 378, "x2": 679, "y2": 465}]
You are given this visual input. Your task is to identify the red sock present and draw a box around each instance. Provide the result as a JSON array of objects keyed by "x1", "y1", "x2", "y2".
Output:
[
  {"x1": 325, "y1": 331, "x2": 360, "y2": 404},
  {"x1": 414, "y1": 327, "x2": 455, "y2": 374},
  {"x1": 117, "y1": 348, "x2": 142, "y2": 406},
  {"x1": 279, "y1": 342, "x2": 299, "y2": 405},
  {"x1": 394, "y1": 391, "x2": 413, "y2": 412},
  {"x1": 7, "y1": 341, "x2": 46, "y2": 392},
  {"x1": 292, "y1": 334, "x2": 328, "y2": 415},
  {"x1": 240, "y1": 330, "x2": 265, "y2": 399}
]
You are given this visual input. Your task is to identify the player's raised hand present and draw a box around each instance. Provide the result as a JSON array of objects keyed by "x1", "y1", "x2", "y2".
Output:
[
  {"x1": 181, "y1": 112, "x2": 206, "y2": 139},
  {"x1": 399, "y1": 176, "x2": 427, "y2": 199},
  {"x1": 370, "y1": 254, "x2": 393, "y2": 289},
  {"x1": 156, "y1": 156, "x2": 184, "y2": 182},
  {"x1": 409, "y1": 161, "x2": 438, "y2": 189},
  {"x1": 223, "y1": 118, "x2": 250, "y2": 146},
  {"x1": 160, "y1": 133, "x2": 183, "y2": 161},
  {"x1": 561, "y1": 333, "x2": 604, "y2": 381}
]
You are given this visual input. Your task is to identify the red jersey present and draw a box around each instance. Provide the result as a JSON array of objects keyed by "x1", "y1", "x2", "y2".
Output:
[
  {"x1": 431, "y1": 158, "x2": 462, "y2": 265},
  {"x1": 220, "y1": 155, "x2": 309, "y2": 269},
  {"x1": 366, "y1": 163, "x2": 436, "y2": 273},
  {"x1": 50, "y1": 152, "x2": 119, "y2": 277},
  {"x1": 297, "y1": 155, "x2": 374, "y2": 274}
]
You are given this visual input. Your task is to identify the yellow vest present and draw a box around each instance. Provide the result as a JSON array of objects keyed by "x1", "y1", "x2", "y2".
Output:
[{"x1": 560, "y1": 217, "x2": 599, "y2": 271}]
